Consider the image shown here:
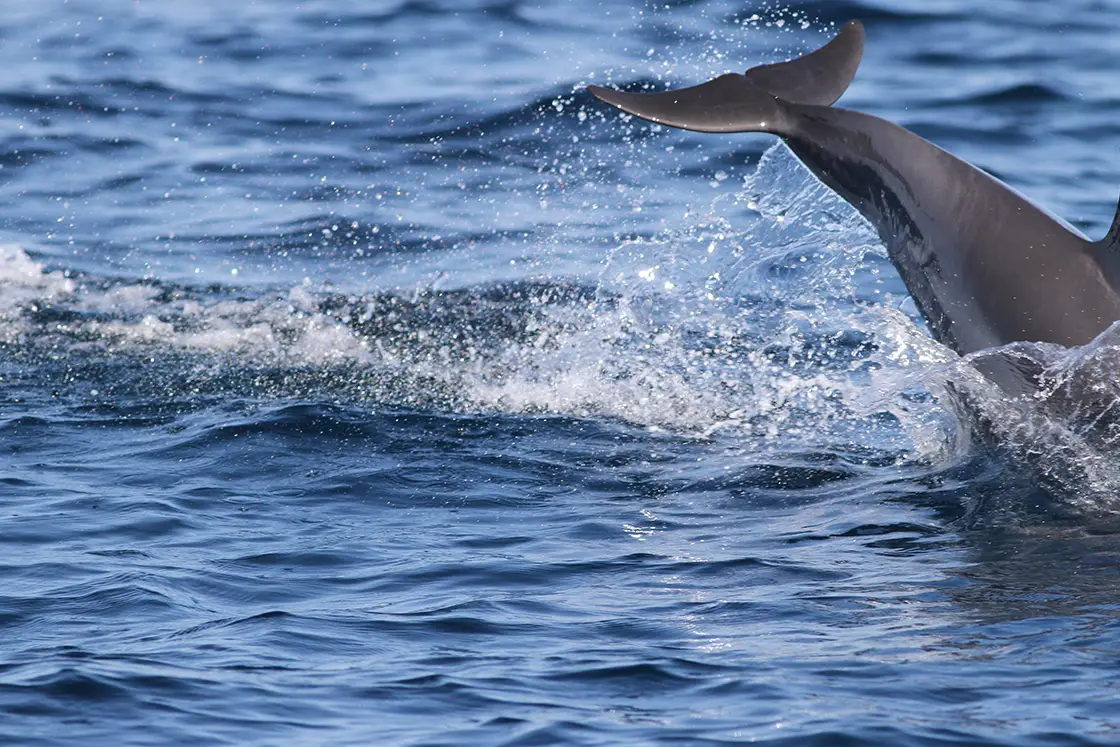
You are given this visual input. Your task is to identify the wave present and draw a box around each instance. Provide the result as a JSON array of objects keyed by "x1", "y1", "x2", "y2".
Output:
[
  {"x1": 4, "y1": 141, "x2": 1119, "y2": 513},
  {"x1": 0, "y1": 147, "x2": 912, "y2": 441},
  {"x1": 949, "y1": 82, "x2": 1070, "y2": 106}
]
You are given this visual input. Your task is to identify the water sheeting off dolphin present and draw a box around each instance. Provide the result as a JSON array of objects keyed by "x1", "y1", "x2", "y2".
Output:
[{"x1": 588, "y1": 21, "x2": 1120, "y2": 397}]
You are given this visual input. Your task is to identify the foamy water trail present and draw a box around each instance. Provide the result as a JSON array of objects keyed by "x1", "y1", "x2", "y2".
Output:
[
  {"x1": 2, "y1": 134, "x2": 1116, "y2": 511},
  {"x1": 0, "y1": 145, "x2": 959, "y2": 453},
  {"x1": 22, "y1": 138, "x2": 1120, "y2": 506}
]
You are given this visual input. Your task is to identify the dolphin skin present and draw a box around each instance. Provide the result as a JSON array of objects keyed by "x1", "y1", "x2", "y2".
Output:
[{"x1": 588, "y1": 21, "x2": 1120, "y2": 395}]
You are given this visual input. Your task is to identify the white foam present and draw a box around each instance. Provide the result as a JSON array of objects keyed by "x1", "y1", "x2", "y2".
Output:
[
  {"x1": 0, "y1": 148, "x2": 953, "y2": 454},
  {"x1": 0, "y1": 244, "x2": 75, "y2": 320},
  {"x1": 458, "y1": 145, "x2": 945, "y2": 443}
]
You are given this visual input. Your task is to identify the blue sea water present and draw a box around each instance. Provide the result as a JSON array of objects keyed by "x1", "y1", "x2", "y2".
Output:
[{"x1": 2, "y1": 0, "x2": 1120, "y2": 744}]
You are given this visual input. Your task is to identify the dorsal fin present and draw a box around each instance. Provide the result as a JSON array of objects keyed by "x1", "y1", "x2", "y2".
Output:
[
  {"x1": 1092, "y1": 193, "x2": 1120, "y2": 287},
  {"x1": 744, "y1": 20, "x2": 865, "y2": 106},
  {"x1": 1097, "y1": 193, "x2": 1120, "y2": 248}
]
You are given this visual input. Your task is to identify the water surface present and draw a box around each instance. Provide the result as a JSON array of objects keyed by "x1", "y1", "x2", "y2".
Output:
[{"x1": 3, "y1": 1, "x2": 1120, "y2": 745}]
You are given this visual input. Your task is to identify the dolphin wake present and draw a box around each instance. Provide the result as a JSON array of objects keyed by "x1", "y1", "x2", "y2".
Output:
[{"x1": 4, "y1": 145, "x2": 1119, "y2": 513}]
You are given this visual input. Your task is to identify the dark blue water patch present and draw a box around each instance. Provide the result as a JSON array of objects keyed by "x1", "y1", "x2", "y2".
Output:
[
  {"x1": 176, "y1": 215, "x2": 470, "y2": 258},
  {"x1": 907, "y1": 49, "x2": 1067, "y2": 67},
  {"x1": 795, "y1": 1, "x2": 969, "y2": 24},
  {"x1": 942, "y1": 83, "x2": 1071, "y2": 107}
]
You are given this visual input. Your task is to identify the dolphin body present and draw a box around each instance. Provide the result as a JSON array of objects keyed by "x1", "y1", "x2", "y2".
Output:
[{"x1": 588, "y1": 21, "x2": 1120, "y2": 397}]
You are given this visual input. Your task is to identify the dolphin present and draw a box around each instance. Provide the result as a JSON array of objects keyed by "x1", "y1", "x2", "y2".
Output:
[{"x1": 587, "y1": 21, "x2": 1120, "y2": 397}]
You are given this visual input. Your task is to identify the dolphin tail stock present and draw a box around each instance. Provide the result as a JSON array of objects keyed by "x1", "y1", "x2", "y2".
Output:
[{"x1": 586, "y1": 20, "x2": 865, "y2": 134}]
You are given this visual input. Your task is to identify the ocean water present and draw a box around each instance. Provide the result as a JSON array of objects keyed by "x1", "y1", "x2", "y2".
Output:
[{"x1": 3, "y1": 0, "x2": 1120, "y2": 744}]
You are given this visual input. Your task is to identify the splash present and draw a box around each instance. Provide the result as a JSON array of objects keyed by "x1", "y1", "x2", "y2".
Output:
[
  {"x1": 7, "y1": 140, "x2": 1119, "y2": 510},
  {"x1": 488, "y1": 144, "x2": 952, "y2": 448},
  {"x1": 0, "y1": 146, "x2": 948, "y2": 454},
  {"x1": 938, "y1": 329, "x2": 1120, "y2": 513}
]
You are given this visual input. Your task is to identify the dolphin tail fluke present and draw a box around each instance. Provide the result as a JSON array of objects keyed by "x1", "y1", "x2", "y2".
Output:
[
  {"x1": 587, "y1": 20, "x2": 864, "y2": 134},
  {"x1": 744, "y1": 20, "x2": 864, "y2": 106},
  {"x1": 587, "y1": 74, "x2": 789, "y2": 134}
]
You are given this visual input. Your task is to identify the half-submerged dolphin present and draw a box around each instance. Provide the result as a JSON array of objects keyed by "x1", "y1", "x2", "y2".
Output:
[{"x1": 588, "y1": 21, "x2": 1120, "y2": 396}]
